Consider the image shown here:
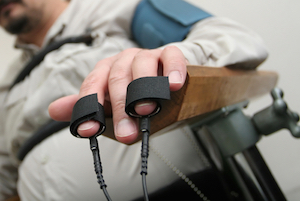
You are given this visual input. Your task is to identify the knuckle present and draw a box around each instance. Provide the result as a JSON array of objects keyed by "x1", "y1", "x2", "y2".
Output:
[
  {"x1": 164, "y1": 45, "x2": 179, "y2": 52},
  {"x1": 80, "y1": 72, "x2": 99, "y2": 92},
  {"x1": 134, "y1": 49, "x2": 156, "y2": 61},
  {"x1": 122, "y1": 48, "x2": 140, "y2": 54},
  {"x1": 112, "y1": 99, "x2": 126, "y2": 114},
  {"x1": 169, "y1": 57, "x2": 186, "y2": 68},
  {"x1": 108, "y1": 65, "x2": 129, "y2": 86},
  {"x1": 117, "y1": 48, "x2": 141, "y2": 59},
  {"x1": 163, "y1": 47, "x2": 186, "y2": 68},
  {"x1": 94, "y1": 58, "x2": 113, "y2": 70}
]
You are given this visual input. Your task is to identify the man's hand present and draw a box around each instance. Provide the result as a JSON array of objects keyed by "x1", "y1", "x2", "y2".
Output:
[{"x1": 48, "y1": 46, "x2": 187, "y2": 144}]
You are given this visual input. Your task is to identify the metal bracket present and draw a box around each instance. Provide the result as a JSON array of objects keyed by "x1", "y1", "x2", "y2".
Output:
[{"x1": 252, "y1": 88, "x2": 300, "y2": 138}]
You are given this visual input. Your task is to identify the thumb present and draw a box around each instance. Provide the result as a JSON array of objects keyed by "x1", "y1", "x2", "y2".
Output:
[{"x1": 48, "y1": 94, "x2": 79, "y2": 122}]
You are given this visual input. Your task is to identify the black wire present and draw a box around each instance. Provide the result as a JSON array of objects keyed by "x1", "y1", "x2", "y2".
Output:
[
  {"x1": 102, "y1": 187, "x2": 112, "y2": 201},
  {"x1": 88, "y1": 117, "x2": 151, "y2": 201},
  {"x1": 142, "y1": 173, "x2": 149, "y2": 201},
  {"x1": 140, "y1": 117, "x2": 150, "y2": 201},
  {"x1": 89, "y1": 136, "x2": 112, "y2": 201},
  {"x1": 17, "y1": 120, "x2": 69, "y2": 161}
]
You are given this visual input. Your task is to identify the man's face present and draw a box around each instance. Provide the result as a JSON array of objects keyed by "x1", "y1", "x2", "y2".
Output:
[{"x1": 0, "y1": 0, "x2": 44, "y2": 34}]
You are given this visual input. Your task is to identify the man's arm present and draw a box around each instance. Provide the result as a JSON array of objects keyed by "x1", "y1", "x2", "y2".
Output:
[
  {"x1": 49, "y1": 11, "x2": 269, "y2": 144},
  {"x1": 162, "y1": 16, "x2": 268, "y2": 68}
]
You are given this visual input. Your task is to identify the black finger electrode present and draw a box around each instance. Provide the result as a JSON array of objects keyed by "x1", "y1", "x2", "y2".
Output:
[
  {"x1": 125, "y1": 76, "x2": 170, "y2": 201},
  {"x1": 125, "y1": 76, "x2": 170, "y2": 117},
  {"x1": 70, "y1": 93, "x2": 106, "y2": 138},
  {"x1": 69, "y1": 94, "x2": 112, "y2": 201}
]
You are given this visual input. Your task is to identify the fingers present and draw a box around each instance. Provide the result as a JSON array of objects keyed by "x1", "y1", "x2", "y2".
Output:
[
  {"x1": 107, "y1": 49, "x2": 143, "y2": 143},
  {"x1": 134, "y1": 101, "x2": 157, "y2": 116},
  {"x1": 48, "y1": 95, "x2": 101, "y2": 137},
  {"x1": 77, "y1": 120, "x2": 100, "y2": 137},
  {"x1": 160, "y1": 46, "x2": 187, "y2": 91},
  {"x1": 131, "y1": 46, "x2": 187, "y2": 91},
  {"x1": 131, "y1": 49, "x2": 162, "y2": 78},
  {"x1": 130, "y1": 46, "x2": 186, "y2": 120},
  {"x1": 78, "y1": 57, "x2": 113, "y2": 103},
  {"x1": 48, "y1": 47, "x2": 187, "y2": 144},
  {"x1": 48, "y1": 94, "x2": 79, "y2": 122},
  {"x1": 104, "y1": 47, "x2": 186, "y2": 143},
  {"x1": 127, "y1": 49, "x2": 162, "y2": 123},
  {"x1": 75, "y1": 57, "x2": 113, "y2": 138}
]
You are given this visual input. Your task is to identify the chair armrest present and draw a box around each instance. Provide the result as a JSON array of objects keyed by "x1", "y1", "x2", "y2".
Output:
[
  {"x1": 103, "y1": 65, "x2": 278, "y2": 143},
  {"x1": 5, "y1": 196, "x2": 20, "y2": 201}
]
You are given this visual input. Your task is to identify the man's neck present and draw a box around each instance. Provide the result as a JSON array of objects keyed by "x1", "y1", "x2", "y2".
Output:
[{"x1": 17, "y1": 0, "x2": 69, "y2": 48}]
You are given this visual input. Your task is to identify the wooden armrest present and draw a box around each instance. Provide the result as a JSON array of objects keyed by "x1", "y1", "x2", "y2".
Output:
[
  {"x1": 103, "y1": 65, "x2": 278, "y2": 143},
  {"x1": 5, "y1": 196, "x2": 20, "y2": 201}
]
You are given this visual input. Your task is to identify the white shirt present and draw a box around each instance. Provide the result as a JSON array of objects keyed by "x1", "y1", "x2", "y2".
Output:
[{"x1": 0, "y1": 0, "x2": 268, "y2": 199}]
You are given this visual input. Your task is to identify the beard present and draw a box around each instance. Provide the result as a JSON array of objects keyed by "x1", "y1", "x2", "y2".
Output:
[
  {"x1": 0, "y1": 0, "x2": 21, "y2": 7},
  {"x1": 4, "y1": 14, "x2": 31, "y2": 34},
  {"x1": 1, "y1": 0, "x2": 42, "y2": 35}
]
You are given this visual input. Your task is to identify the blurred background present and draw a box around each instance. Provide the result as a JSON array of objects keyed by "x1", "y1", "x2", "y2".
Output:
[
  {"x1": 199, "y1": 1, "x2": 300, "y2": 200},
  {"x1": 0, "y1": 0, "x2": 299, "y2": 200}
]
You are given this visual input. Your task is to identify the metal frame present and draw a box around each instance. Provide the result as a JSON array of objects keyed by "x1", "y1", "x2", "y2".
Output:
[{"x1": 189, "y1": 88, "x2": 299, "y2": 200}]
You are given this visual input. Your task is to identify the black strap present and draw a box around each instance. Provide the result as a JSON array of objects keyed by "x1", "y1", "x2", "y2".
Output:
[
  {"x1": 17, "y1": 120, "x2": 69, "y2": 161},
  {"x1": 10, "y1": 33, "x2": 94, "y2": 90},
  {"x1": 70, "y1": 94, "x2": 106, "y2": 138},
  {"x1": 125, "y1": 76, "x2": 170, "y2": 118}
]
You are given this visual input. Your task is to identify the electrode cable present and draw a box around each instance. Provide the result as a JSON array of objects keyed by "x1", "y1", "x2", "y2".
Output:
[
  {"x1": 140, "y1": 117, "x2": 151, "y2": 201},
  {"x1": 69, "y1": 94, "x2": 112, "y2": 200},
  {"x1": 90, "y1": 136, "x2": 112, "y2": 201},
  {"x1": 125, "y1": 76, "x2": 171, "y2": 201}
]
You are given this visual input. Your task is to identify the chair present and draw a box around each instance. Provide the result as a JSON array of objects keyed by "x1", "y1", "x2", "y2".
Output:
[{"x1": 104, "y1": 65, "x2": 299, "y2": 200}]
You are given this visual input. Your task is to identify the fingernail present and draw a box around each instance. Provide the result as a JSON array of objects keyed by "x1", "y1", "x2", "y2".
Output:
[
  {"x1": 116, "y1": 118, "x2": 136, "y2": 138},
  {"x1": 135, "y1": 101, "x2": 157, "y2": 116},
  {"x1": 78, "y1": 121, "x2": 97, "y2": 131},
  {"x1": 135, "y1": 101, "x2": 154, "y2": 109},
  {"x1": 169, "y1": 71, "x2": 182, "y2": 84}
]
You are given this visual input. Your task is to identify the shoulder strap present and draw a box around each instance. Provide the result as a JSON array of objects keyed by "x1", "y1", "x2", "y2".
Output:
[
  {"x1": 17, "y1": 120, "x2": 69, "y2": 161},
  {"x1": 10, "y1": 33, "x2": 94, "y2": 90}
]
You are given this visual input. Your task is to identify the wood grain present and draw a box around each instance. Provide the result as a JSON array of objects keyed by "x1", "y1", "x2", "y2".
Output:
[
  {"x1": 5, "y1": 196, "x2": 20, "y2": 201},
  {"x1": 103, "y1": 65, "x2": 278, "y2": 143}
]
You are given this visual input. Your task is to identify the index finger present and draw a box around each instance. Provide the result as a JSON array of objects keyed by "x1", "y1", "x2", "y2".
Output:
[
  {"x1": 131, "y1": 46, "x2": 187, "y2": 91},
  {"x1": 160, "y1": 46, "x2": 187, "y2": 91},
  {"x1": 74, "y1": 57, "x2": 115, "y2": 138}
]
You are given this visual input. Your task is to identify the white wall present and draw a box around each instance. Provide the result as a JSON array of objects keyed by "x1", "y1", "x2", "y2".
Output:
[
  {"x1": 198, "y1": 1, "x2": 300, "y2": 200},
  {"x1": 1, "y1": 1, "x2": 300, "y2": 200}
]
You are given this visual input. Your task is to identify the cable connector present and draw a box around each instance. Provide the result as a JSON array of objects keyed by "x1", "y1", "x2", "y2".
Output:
[
  {"x1": 140, "y1": 117, "x2": 150, "y2": 176},
  {"x1": 90, "y1": 136, "x2": 106, "y2": 189}
]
